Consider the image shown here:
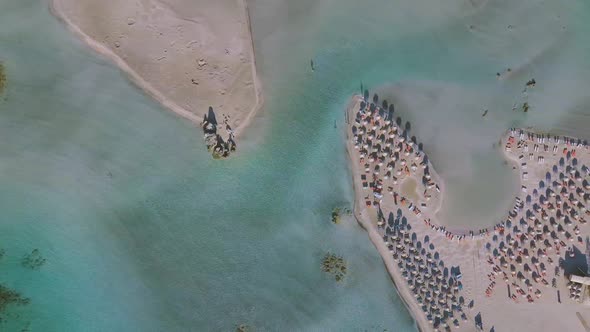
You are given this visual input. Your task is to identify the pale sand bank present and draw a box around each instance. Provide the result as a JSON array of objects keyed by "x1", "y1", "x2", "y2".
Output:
[
  {"x1": 401, "y1": 177, "x2": 419, "y2": 204},
  {"x1": 50, "y1": 0, "x2": 262, "y2": 140},
  {"x1": 346, "y1": 94, "x2": 590, "y2": 331}
]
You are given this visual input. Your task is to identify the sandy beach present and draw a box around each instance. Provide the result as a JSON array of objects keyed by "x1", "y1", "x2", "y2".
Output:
[
  {"x1": 49, "y1": 0, "x2": 262, "y2": 140},
  {"x1": 346, "y1": 94, "x2": 590, "y2": 331}
]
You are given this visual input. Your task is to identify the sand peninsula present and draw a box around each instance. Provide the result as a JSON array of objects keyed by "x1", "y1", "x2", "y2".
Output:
[
  {"x1": 346, "y1": 93, "x2": 590, "y2": 331},
  {"x1": 50, "y1": 0, "x2": 262, "y2": 158}
]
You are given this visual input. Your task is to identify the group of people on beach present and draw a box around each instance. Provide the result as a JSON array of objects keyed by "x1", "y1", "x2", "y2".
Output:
[
  {"x1": 482, "y1": 129, "x2": 589, "y2": 304},
  {"x1": 421, "y1": 219, "x2": 491, "y2": 241},
  {"x1": 201, "y1": 107, "x2": 237, "y2": 158},
  {"x1": 351, "y1": 96, "x2": 472, "y2": 331},
  {"x1": 349, "y1": 94, "x2": 590, "y2": 330}
]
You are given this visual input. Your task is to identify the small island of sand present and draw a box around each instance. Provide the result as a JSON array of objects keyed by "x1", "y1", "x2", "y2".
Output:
[
  {"x1": 50, "y1": 0, "x2": 262, "y2": 156},
  {"x1": 346, "y1": 93, "x2": 590, "y2": 331}
]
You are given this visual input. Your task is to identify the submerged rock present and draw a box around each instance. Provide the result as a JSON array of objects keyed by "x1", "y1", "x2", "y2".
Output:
[
  {"x1": 0, "y1": 62, "x2": 6, "y2": 94},
  {"x1": 236, "y1": 324, "x2": 252, "y2": 332},
  {"x1": 0, "y1": 284, "x2": 29, "y2": 316},
  {"x1": 331, "y1": 207, "x2": 352, "y2": 224},
  {"x1": 322, "y1": 252, "x2": 347, "y2": 282},
  {"x1": 21, "y1": 249, "x2": 46, "y2": 270}
]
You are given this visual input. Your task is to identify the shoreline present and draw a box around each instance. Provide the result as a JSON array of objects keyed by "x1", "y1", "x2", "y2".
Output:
[
  {"x1": 345, "y1": 93, "x2": 590, "y2": 331},
  {"x1": 233, "y1": 0, "x2": 264, "y2": 138},
  {"x1": 48, "y1": 0, "x2": 263, "y2": 139},
  {"x1": 345, "y1": 96, "x2": 430, "y2": 332}
]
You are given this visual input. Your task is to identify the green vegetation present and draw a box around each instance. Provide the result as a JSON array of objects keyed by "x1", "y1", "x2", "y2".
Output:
[
  {"x1": 331, "y1": 208, "x2": 341, "y2": 224},
  {"x1": 0, "y1": 62, "x2": 6, "y2": 94},
  {"x1": 321, "y1": 252, "x2": 347, "y2": 282},
  {"x1": 331, "y1": 207, "x2": 352, "y2": 224},
  {"x1": 22, "y1": 249, "x2": 46, "y2": 270}
]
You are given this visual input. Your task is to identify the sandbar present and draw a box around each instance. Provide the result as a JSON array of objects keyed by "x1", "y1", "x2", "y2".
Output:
[{"x1": 50, "y1": 0, "x2": 262, "y2": 140}]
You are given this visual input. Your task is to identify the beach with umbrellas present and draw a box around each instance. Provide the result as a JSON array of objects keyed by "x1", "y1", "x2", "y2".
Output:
[{"x1": 345, "y1": 94, "x2": 590, "y2": 332}]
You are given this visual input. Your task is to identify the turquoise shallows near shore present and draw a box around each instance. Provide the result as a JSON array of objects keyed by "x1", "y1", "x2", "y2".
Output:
[
  {"x1": 1, "y1": 0, "x2": 590, "y2": 331},
  {"x1": 0, "y1": 1, "x2": 415, "y2": 331}
]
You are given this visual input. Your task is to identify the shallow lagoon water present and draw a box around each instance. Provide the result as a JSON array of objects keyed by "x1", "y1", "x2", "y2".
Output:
[
  {"x1": 249, "y1": 0, "x2": 590, "y2": 228},
  {"x1": 0, "y1": 0, "x2": 416, "y2": 331},
  {"x1": 1, "y1": 0, "x2": 590, "y2": 331}
]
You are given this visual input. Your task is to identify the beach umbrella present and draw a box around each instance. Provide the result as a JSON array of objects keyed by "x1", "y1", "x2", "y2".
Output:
[
  {"x1": 401, "y1": 217, "x2": 408, "y2": 226},
  {"x1": 545, "y1": 188, "x2": 552, "y2": 198},
  {"x1": 388, "y1": 104, "x2": 395, "y2": 118}
]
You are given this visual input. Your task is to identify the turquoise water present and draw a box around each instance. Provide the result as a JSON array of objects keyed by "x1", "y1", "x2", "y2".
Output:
[
  {"x1": 2, "y1": 0, "x2": 590, "y2": 331},
  {"x1": 0, "y1": 0, "x2": 416, "y2": 331}
]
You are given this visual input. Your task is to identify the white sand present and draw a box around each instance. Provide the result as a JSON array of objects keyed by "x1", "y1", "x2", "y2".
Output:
[
  {"x1": 346, "y1": 95, "x2": 590, "y2": 331},
  {"x1": 50, "y1": 0, "x2": 262, "y2": 139}
]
